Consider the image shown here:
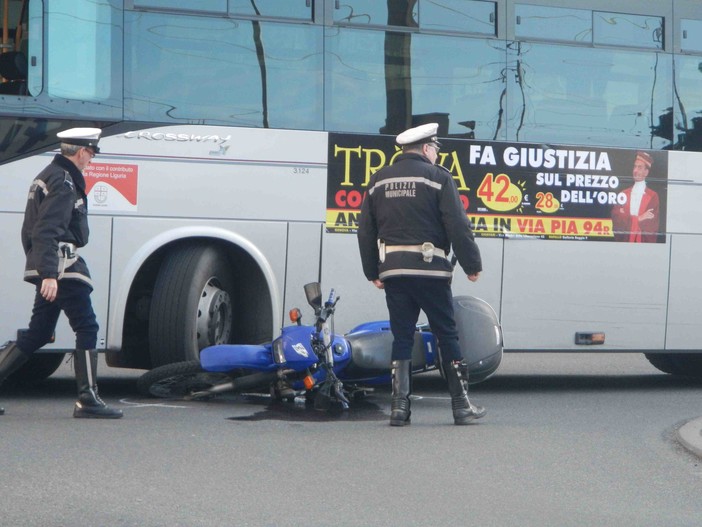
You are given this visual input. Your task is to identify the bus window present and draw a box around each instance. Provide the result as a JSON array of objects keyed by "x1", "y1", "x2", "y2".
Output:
[
  {"x1": 681, "y1": 19, "x2": 702, "y2": 53},
  {"x1": 133, "y1": 0, "x2": 227, "y2": 14},
  {"x1": 333, "y1": 0, "x2": 495, "y2": 34},
  {"x1": 124, "y1": 11, "x2": 323, "y2": 128},
  {"x1": 27, "y1": 0, "x2": 41, "y2": 96},
  {"x1": 45, "y1": 0, "x2": 120, "y2": 101},
  {"x1": 0, "y1": 0, "x2": 29, "y2": 95},
  {"x1": 674, "y1": 54, "x2": 702, "y2": 150},
  {"x1": 0, "y1": 0, "x2": 122, "y2": 119},
  {"x1": 594, "y1": 12, "x2": 663, "y2": 50},
  {"x1": 324, "y1": 26, "x2": 506, "y2": 138},
  {"x1": 420, "y1": 0, "x2": 496, "y2": 36},
  {"x1": 507, "y1": 41, "x2": 673, "y2": 149},
  {"x1": 333, "y1": 0, "x2": 418, "y2": 28},
  {"x1": 515, "y1": 5, "x2": 592, "y2": 44},
  {"x1": 0, "y1": 50, "x2": 27, "y2": 94},
  {"x1": 228, "y1": 0, "x2": 313, "y2": 21}
]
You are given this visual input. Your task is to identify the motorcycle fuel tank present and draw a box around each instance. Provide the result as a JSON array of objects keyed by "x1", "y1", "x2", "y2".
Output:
[{"x1": 200, "y1": 344, "x2": 276, "y2": 372}]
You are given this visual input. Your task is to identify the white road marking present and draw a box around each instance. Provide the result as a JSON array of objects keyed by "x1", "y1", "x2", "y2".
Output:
[{"x1": 119, "y1": 398, "x2": 190, "y2": 409}]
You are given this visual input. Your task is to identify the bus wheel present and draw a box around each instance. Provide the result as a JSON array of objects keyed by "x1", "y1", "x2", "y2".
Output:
[
  {"x1": 8, "y1": 353, "x2": 65, "y2": 384},
  {"x1": 644, "y1": 353, "x2": 702, "y2": 378},
  {"x1": 149, "y1": 243, "x2": 235, "y2": 367}
]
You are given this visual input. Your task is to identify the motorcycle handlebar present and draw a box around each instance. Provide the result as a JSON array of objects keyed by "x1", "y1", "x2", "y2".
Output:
[{"x1": 315, "y1": 290, "x2": 340, "y2": 328}]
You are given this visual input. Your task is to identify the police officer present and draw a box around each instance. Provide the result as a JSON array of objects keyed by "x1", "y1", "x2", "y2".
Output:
[
  {"x1": 357, "y1": 123, "x2": 486, "y2": 426},
  {"x1": 0, "y1": 128, "x2": 123, "y2": 418}
]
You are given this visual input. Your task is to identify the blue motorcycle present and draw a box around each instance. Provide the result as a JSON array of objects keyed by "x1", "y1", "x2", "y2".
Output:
[{"x1": 137, "y1": 282, "x2": 503, "y2": 409}]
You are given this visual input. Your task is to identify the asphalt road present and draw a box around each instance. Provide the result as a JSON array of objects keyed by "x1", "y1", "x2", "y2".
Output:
[{"x1": 1, "y1": 352, "x2": 701, "y2": 527}]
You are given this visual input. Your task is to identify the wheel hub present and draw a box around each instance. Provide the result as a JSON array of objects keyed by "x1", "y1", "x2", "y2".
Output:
[{"x1": 196, "y1": 279, "x2": 233, "y2": 348}]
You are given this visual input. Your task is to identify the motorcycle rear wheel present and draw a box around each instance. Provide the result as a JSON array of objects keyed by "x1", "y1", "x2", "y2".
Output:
[{"x1": 137, "y1": 360, "x2": 231, "y2": 399}]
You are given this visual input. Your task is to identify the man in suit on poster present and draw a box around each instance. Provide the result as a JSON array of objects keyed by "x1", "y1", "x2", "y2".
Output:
[{"x1": 611, "y1": 151, "x2": 660, "y2": 243}]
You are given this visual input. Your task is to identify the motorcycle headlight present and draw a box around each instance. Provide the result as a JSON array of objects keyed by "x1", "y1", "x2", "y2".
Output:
[{"x1": 272, "y1": 338, "x2": 286, "y2": 364}]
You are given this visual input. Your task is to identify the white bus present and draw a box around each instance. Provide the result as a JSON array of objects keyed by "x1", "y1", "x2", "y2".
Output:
[{"x1": 1, "y1": 0, "x2": 702, "y2": 382}]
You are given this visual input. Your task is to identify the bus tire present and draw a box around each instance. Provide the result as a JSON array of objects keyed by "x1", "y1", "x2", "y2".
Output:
[
  {"x1": 8, "y1": 353, "x2": 66, "y2": 384},
  {"x1": 149, "y1": 243, "x2": 235, "y2": 367},
  {"x1": 644, "y1": 353, "x2": 702, "y2": 378}
]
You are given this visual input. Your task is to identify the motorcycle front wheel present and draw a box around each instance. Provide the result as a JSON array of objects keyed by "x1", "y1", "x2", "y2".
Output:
[{"x1": 137, "y1": 360, "x2": 231, "y2": 399}]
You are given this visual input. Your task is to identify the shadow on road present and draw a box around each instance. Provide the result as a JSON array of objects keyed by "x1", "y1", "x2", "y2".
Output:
[{"x1": 228, "y1": 394, "x2": 387, "y2": 422}]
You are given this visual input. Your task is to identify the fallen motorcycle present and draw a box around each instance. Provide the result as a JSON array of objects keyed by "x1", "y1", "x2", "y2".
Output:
[{"x1": 136, "y1": 282, "x2": 503, "y2": 409}]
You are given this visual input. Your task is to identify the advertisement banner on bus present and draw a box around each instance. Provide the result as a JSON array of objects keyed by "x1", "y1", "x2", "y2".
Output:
[{"x1": 326, "y1": 133, "x2": 668, "y2": 243}]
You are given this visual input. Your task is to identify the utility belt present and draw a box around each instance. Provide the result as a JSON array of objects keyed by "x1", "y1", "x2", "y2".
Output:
[
  {"x1": 378, "y1": 240, "x2": 446, "y2": 263},
  {"x1": 57, "y1": 242, "x2": 78, "y2": 279}
]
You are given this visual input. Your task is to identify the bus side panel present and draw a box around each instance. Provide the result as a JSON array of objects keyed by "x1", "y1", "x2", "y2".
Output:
[
  {"x1": 667, "y1": 234, "x2": 702, "y2": 349},
  {"x1": 98, "y1": 127, "x2": 328, "y2": 224},
  {"x1": 0, "y1": 155, "x2": 52, "y2": 343},
  {"x1": 500, "y1": 239, "x2": 670, "y2": 350},
  {"x1": 321, "y1": 233, "x2": 504, "y2": 334},
  {"x1": 321, "y1": 231, "x2": 386, "y2": 332},
  {"x1": 664, "y1": 151, "x2": 702, "y2": 350},
  {"x1": 74, "y1": 215, "x2": 112, "y2": 350},
  {"x1": 0, "y1": 156, "x2": 51, "y2": 212},
  {"x1": 283, "y1": 222, "x2": 323, "y2": 319},
  {"x1": 126, "y1": 160, "x2": 326, "y2": 222},
  {"x1": 0, "y1": 213, "x2": 35, "y2": 342},
  {"x1": 449, "y1": 237, "x2": 504, "y2": 323},
  {"x1": 666, "y1": 151, "x2": 702, "y2": 235}
]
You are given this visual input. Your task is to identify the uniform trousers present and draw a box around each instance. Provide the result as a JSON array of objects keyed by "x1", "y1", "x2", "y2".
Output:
[
  {"x1": 383, "y1": 276, "x2": 462, "y2": 362},
  {"x1": 17, "y1": 280, "x2": 99, "y2": 355}
]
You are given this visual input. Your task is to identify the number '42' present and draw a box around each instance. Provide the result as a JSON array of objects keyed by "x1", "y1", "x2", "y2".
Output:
[{"x1": 477, "y1": 173, "x2": 522, "y2": 212}]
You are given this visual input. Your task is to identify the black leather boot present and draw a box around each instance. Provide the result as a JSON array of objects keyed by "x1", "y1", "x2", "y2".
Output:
[
  {"x1": 390, "y1": 359, "x2": 411, "y2": 426},
  {"x1": 0, "y1": 341, "x2": 30, "y2": 416},
  {"x1": 73, "y1": 349, "x2": 123, "y2": 419},
  {"x1": 444, "y1": 358, "x2": 486, "y2": 425}
]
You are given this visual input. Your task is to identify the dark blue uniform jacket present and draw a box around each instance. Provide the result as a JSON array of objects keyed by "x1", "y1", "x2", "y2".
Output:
[
  {"x1": 21, "y1": 154, "x2": 92, "y2": 287},
  {"x1": 357, "y1": 152, "x2": 482, "y2": 281}
]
